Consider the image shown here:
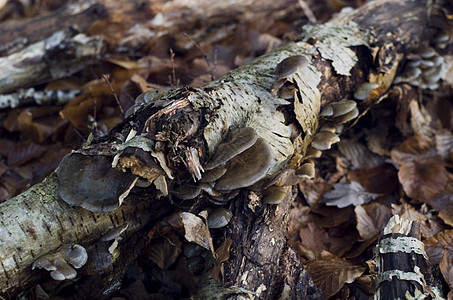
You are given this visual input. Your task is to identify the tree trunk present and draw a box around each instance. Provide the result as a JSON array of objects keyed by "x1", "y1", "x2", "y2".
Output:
[{"x1": 0, "y1": 0, "x2": 451, "y2": 298}]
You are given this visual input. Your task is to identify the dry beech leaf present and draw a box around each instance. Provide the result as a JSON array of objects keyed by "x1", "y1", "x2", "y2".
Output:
[
  {"x1": 305, "y1": 257, "x2": 366, "y2": 299},
  {"x1": 338, "y1": 139, "x2": 384, "y2": 169},
  {"x1": 390, "y1": 134, "x2": 434, "y2": 164},
  {"x1": 322, "y1": 181, "x2": 379, "y2": 208},
  {"x1": 355, "y1": 202, "x2": 392, "y2": 241},
  {"x1": 7, "y1": 142, "x2": 46, "y2": 167},
  {"x1": 210, "y1": 238, "x2": 233, "y2": 281},
  {"x1": 398, "y1": 156, "x2": 448, "y2": 203},
  {"x1": 299, "y1": 179, "x2": 332, "y2": 208},
  {"x1": 180, "y1": 212, "x2": 215, "y2": 254},
  {"x1": 347, "y1": 164, "x2": 398, "y2": 194},
  {"x1": 424, "y1": 229, "x2": 453, "y2": 264},
  {"x1": 147, "y1": 234, "x2": 182, "y2": 270},
  {"x1": 299, "y1": 222, "x2": 330, "y2": 258},
  {"x1": 440, "y1": 249, "x2": 453, "y2": 293},
  {"x1": 430, "y1": 193, "x2": 453, "y2": 227}
]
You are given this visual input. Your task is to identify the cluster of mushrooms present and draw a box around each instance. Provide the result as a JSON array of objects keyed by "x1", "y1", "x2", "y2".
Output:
[
  {"x1": 396, "y1": 31, "x2": 450, "y2": 90},
  {"x1": 32, "y1": 244, "x2": 88, "y2": 281},
  {"x1": 171, "y1": 126, "x2": 316, "y2": 228},
  {"x1": 172, "y1": 127, "x2": 273, "y2": 228}
]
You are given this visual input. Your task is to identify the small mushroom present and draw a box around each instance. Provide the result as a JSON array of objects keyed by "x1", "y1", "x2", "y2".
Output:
[
  {"x1": 208, "y1": 190, "x2": 240, "y2": 205},
  {"x1": 204, "y1": 127, "x2": 258, "y2": 170},
  {"x1": 306, "y1": 147, "x2": 323, "y2": 158},
  {"x1": 331, "y1": 100, "x2": 357, "y2": 117},
  {"x1": 274, "y1": 55, "x2": 308, "y2": 79},
  {"x1": 319, "y1": 125, "x2": 336, "y2": 133},
  {"x1": 101, "y1": 223, "x2": 129, "y2": 242},
  {"x1": 198, "y1": 182, "x2": 223, "y2": 197},
  {"x1": 334, "y1": 106, "x2": 359, "y2": 124},
  {"x1": 215, "y1": 138, "x2": 274, "y2": 191},
  {"x1": 32, "y1": 244, "x2": 88, "y2": 281},
  {"x1": 296, "y1": 161, "x2": 315, "y2": 179},
  {"x1": 319, "y1": 105, "x2": 334, "y2": 117},
  {"x1": 278, "y1": 84, "x2": 299, "y2": 99},
  {"x1": 354, "y1": 83, "x2": 379, "y2": 100},
  {"x1": 263, "y1": 186, "x2": 287, "y2": 204},
  {"x1": 200, "y1": 165, "x2": 227, "y2": 183},
  {"x1": 57, "y1": 154, "x2": 137, "y2": 213},
  {"x1": 311, "y1": 131, "x2": 340, "y2": 150},
  {"x1": 420, "y1": 47, "x2": 436, "y2": 59},
  {"x1": 171, "y1": 184, "x2": 202, "y2": 200},
  {"x1": 207, "y1": 208, "x2": 233, "y2": 228}
]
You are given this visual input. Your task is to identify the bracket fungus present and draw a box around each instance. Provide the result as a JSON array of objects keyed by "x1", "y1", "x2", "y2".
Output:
[
  {"x1": 204, "y1": 127, "x2": 258, "y2": 170},
  {"x1": 32, "y1": 244, "x2": 88, "y2": 281},
  {"x1": 57, "y1": 153, "x2": 137, "y2": 212},
  {"x1": 311, "y1": 131, "x2": 340, "y2": 151},
  {"x1": 171, "y1": 127, "x2": 274, "y2": 205},
  {"x1": 395, "y1": 44, "x2": 448, "y2": 90},
  {"x1": 214, "y1": 137, "x2": 274, "y2": 191},
  {"x1": 263, "y1": 186, "x2": 287, "y2": 204},
  {"x1": 354, "y1": 82, "x2": 379, "y2": 100},
  {"x1": 272, "y1": 55, "x2": 309, "y2": 91},
  {"x1": 207, "y1": 208, "x2": 233, "y2": 228}
]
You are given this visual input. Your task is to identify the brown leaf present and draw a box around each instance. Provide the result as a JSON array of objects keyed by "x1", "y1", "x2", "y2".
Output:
[
  {"x1": 6, "y1": 142, "x2": 46, "y2": 167},
  {"x1": 355, "y1": 202, "x2": 392, "y2": 241},
  {"x1": 424, "y1": 229, "x2": 453, "y2": 264},
  {"x1": 347, "y1": 164, "x2": 398, "y2": 194},
  {"x1": 180, "y1": 212, "x2": 214, "y2": 254},
  {"x1": 428, "y1": 193, "x2": 453, "y2": 227},
  {"x1": 209, "y1": 238, "x2": 233, "y2": 281},
  {"x1": 390, "y1": 134, "x2": 434, "y2": 164},
  {"x1": 299, "y1": 222, "x2": 330, "y2": 259},
  {"x1": 305, "y1": 257, "x2": 366, "y2": 299},
  {"x1": 440, "y1": 249, "x2": 453, "y2": 293},
  {"x1": 147, "y1": 234, "x2": 182, "y2": 270},
  {"x1": 398, "y1": 157, "x2": 447, "y2": 202}
]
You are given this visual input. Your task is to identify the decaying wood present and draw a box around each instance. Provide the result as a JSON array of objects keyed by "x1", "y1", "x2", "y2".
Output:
[
  {"x1": 375, "y1": 214, "x2": 440, "y2": 299},
  {"x1": 0, "y1": 0, "x2": 451, "y2": 298}
]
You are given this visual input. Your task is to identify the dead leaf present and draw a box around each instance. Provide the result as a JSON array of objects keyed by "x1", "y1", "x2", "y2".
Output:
[
  {"x1": 424, "y1": 229, "x2": 453, "y2": 264},
  {"x1": 428, "y1": 193, "x2": 453, "y2": 227},
  {"x1": 7, "y1": 142, "x2": 46, "y2": 167},
  {"x1": 347, "y1": 164, "x2": 398, "y2": 194},
  {"x1": 210, "y1": 238, "x2": 233, "y2": 281},
  {"x1": 355, "y1": 202, "x2": 392, "y2": 241},
  {"x1": 305, "y1": 256, "x2": 366, "y2": 299},
  {"x1": 147, "y1": 234, "x2": 182, "y2": 270},
  {"x1": 338, "y1": 139, "x2": 384, "y2": 169},
  {"x1": 440, "y1": 249, "x2": 453, "y2": 294},
  {"x1": 299, "y1": 222, "x2": 330, "y2": 259},
  {"x1": 398, "y1": 157, "x2": 447, "y2": 203},
  {"x1": 180, "y1": 212, "x2": 215, "y2": 254},
  {"x1": 390, "y1": 134, "x2": 434, "y2": 164},
  {"x1": 322, "y1": 181, "x2": 379, "y2": 208}
]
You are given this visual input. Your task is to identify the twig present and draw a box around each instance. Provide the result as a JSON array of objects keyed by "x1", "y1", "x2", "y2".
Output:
[
  {"x1": 168, "y1": 48, "x2": 180, "y2": 87},
  {"x1": 102, "y1": 74, "x2": 124, "y2": 115},
  {"x1": 183, "y1": 33, "x2": 216, "y2": 81},
  {"x1": 298, "y1": 0, "x2": 317, "y2": 24}
]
